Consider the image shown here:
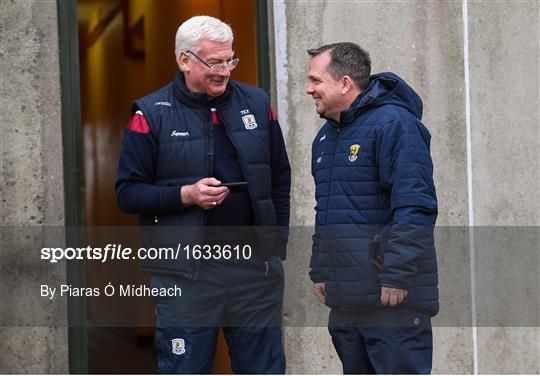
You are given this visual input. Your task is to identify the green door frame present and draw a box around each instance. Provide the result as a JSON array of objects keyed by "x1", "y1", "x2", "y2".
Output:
[
  {"x1": 57, "y1": 0, "x2": 87, "y2": 373},
  {"x1": 255, "y1": 0, "x2": 271, "y2": 93},
  {"x1": 58, "y1": 0, "x2": 271, "y2": 373}
]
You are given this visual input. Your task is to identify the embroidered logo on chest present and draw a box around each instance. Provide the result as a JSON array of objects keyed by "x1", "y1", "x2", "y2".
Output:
[
  {"x1": 171, "y1": 130, "x2": 189, "y2": 137},
  {"x1": 240, "y1": 109, "x2": 258, "y2": 130},
  {"x1": 348, "y1": 144, "x2": 360, "y2": 162}
]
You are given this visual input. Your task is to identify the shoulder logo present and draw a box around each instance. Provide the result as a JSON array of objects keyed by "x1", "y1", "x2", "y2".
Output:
[
  {"x1": 172, "y1": 338, "x2": 185, "y2": 355},
  {"x1": 155, "y1": 101, "x2": 171, "y2": 107},
  {"x1": 319, "y1": 134, "x2": 326, "y2": 142},
  {"x1": 348, "y1": 144, "x2": 360, "y2": 162},
  {"x1": 242, "y1": 114, "x2": 258, "y2": 130},
  {"x1": 171, "y1": 130, "x2": 189, "y2": 137}
]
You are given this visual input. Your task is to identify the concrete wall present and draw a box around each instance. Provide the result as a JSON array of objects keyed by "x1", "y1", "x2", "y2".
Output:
[
  {"x1": 271, "y1": 0, "x2": 539, "y2": 374},
  {"x1": 0, "y1": 0, "x2": 537, "y2": 374},
  {"x1": 468, "y1": 2, "x2": 539, "y2": 373},
  {"x1": 0, "y1": 0, "x2": 68, "y2": 373}
]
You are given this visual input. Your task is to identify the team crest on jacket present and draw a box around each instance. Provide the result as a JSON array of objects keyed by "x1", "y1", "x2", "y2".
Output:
[
  {"x1": 171, "y1": 338, "x2": 185, "y2": 355},
  {"x1": 348, "y1": 144, "x2": 360, "y2": 162},
  {"x1": 242, "y1": 114, "x2": 258, "y2": 130}
]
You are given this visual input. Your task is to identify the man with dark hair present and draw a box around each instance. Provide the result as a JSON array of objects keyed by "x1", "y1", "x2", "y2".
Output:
[
  {"x1": 306, "y1": 42, "x2": 438, "y2": 374},
  {"x1": 116, "y1": 16, "x2": 290, "y2": 374}
]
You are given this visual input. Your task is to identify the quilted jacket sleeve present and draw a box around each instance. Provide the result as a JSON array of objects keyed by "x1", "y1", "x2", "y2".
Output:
[
  {"x1": 116, "y1": 112, "x2": 185, "y2": 215},
  {"x1": 376, "y1": 118, "x2": 438, "y2": 289}
]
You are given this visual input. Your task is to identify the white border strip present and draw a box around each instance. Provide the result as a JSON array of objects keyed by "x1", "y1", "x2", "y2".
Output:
[
  {"x1": 273, "y1": 0, "x2": 289, "y2": 141},
  {"x1": 462, "y1": 0, "x2": 478, "y2": 374}
]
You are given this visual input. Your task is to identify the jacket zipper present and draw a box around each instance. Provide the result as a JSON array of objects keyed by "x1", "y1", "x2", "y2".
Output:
[
  {"x1": 192, "y1": 108, "x2": 216, "y2": 279},
  {"x1": 186, "y1": 108, "x2": 213, "y2": 281}
]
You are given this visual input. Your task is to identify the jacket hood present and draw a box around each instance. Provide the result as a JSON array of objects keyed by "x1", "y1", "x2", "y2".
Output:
[{"x1": 340, "y1": 72, "x2": 423, "y2": 125}]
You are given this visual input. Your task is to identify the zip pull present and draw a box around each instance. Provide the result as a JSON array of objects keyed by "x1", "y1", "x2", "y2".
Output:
[
  {"x1": 154, "y1": 216, "x2": 158, "y2": 223},
  {"x1": 264, "y1": 261, "x2": 269, "y2": 276}
]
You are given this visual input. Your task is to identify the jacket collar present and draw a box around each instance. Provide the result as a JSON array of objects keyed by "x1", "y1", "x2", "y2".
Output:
[
  {"x1": 172, "y1": 70, "x2": 233, "y2": 109},
  {"x1": 325, "y1": 94, "x2": 363, "y2": 129}
]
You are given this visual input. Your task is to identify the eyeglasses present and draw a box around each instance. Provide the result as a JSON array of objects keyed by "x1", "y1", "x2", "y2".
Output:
[{"x1": 186, "y1": 50, "x2": 239, "y2": 73}]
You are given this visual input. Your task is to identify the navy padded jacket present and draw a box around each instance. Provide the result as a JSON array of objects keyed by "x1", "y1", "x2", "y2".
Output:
[{"x1": 310, "y1": 72, "x2": 439, "y2": 316}]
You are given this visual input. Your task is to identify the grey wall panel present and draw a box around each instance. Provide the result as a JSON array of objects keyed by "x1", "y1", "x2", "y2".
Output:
[
  {"x1": 468, "y1": 1, "x2": 539, "y2": 373},
  {"x1": 468, "y1": 1, "x2": 539, "y2": 228},
  {"x1": 0, "y1": 0, "x2": 68, "y2": 373}
]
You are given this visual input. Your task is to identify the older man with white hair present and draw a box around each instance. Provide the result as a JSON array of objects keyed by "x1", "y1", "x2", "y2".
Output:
[{"x1": 116, "y1": 16, "x2": 290, "y2": 374}]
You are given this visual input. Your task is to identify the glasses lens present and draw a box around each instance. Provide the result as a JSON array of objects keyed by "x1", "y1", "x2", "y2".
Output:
[
  {"x1": 228, "y1": 58, "x2": 239, "y2": 70},
  {"x1": 210, "y1": 63, "x2": 225, "y2": 73},
  {"x1": 209, "y1": 58, "x2": 239, "y2": 73}
]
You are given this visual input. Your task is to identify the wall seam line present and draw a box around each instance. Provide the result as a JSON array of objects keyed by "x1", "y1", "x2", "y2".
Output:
[
  {"x1": 462, "y1": 0, "x2": 479, "y2": 374},
  {"x1": 272, "y1": 0, "x2": 289, "y2": 141}
]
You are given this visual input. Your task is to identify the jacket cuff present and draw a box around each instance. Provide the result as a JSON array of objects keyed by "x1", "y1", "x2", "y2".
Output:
[
  {"x1": 159, "y1": 186, "x2": 184, "y2": 213},
  {"x1": 378, "y1": 273, "x2": 410, "y2": 290},
  {"x1": 309, "y1": 269, "x2": 324, "y2": 283}
]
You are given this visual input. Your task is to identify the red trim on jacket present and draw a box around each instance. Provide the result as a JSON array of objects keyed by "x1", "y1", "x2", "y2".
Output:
[
  {"x1": 211, "y1": 108, "x2": 222, "y2": 126},
  {"x1": 269, "y1": 107, "x2": 277, "y2": 122},
  {"x1": 126, "y1": 113, "x2": 150, "y2": 134}
]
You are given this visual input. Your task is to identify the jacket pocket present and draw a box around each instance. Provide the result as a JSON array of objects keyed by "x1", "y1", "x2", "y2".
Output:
[
  {"x1": 368, "y1": 234, "x2": 385, "y2": 271},
  {"x1": 265, "y1": 255, "x2": 284, "y2": 278}
]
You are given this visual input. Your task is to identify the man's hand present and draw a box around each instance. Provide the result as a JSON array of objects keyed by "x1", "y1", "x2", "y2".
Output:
[
  {"x1": 181, "y1": 177, "x2": 229, "y2": 209},
  {"x1": 313, "y1": 282, "x2": 326, "y2": 304},
  {"x1": 380, "y1": 286, "x2": 408, "y2": 307}
]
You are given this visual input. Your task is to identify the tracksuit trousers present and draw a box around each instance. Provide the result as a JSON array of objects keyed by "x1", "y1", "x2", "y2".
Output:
[
  {"x1": 151, "y1": 256, "x2": 285, "y2": 374},
  {"x1": 329, "y1": 308, "x2": 433, "y2": 374}
]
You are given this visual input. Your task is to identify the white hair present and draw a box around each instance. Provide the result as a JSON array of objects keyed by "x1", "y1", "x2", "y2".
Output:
[{"x1": 174, "y1": 16, "x2": 234, "y2": 62}]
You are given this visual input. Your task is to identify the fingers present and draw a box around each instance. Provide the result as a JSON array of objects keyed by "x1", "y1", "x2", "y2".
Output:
[
  {"x1": 214, "y1": 190, "x2": 229, "y2": 202},
  {"x1": 201, "y1": 190, "x2": 229, "y2": 209},
  {"x1": 381, "y1": 287, "x2": 390, "y2": 306},
  {"x1": 313, "y1": 283, "x2": 326, "y2": 304},
  {"x1": 201, "y1": 201, "x2": 217, "y2": 210},
  {"x1": 381, "y1": 287, "x2": 407, "y2": 307},
  {"x1": 200, "y1": 177, "x2": 221, "y2": 187},
  {"x1": 200, "y1": 182, "x2": 228, "y2": 196},
  {"x1": 314, "y1": 289, "x2": 325, "y2": 304},
  {"x1": 188, "y1": 177, "x2": 231, "y2": 209},
  {"x1": 389, "y1": 292, "x2": 398, "y2": 307}
]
